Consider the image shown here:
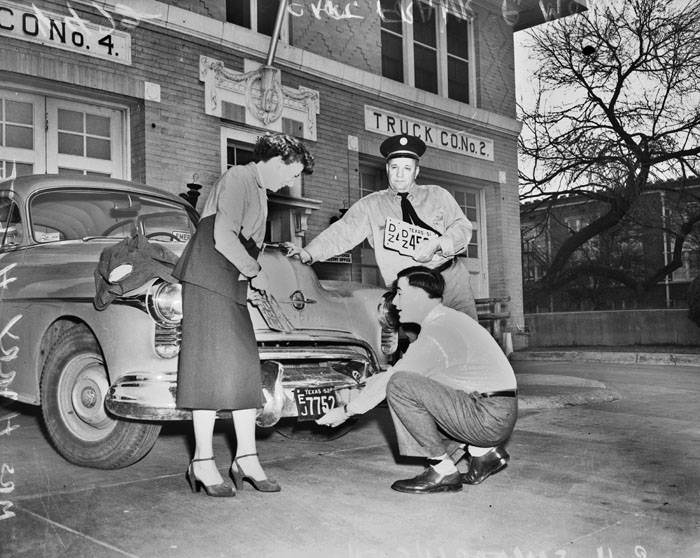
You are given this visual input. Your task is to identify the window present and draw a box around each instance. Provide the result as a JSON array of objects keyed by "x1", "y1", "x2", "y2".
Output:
[
  {"x1": 47, "y1": 99, "x2": 123, "y2": 177},
  {"x1": 359, "y1": 168, "x2": 385, "y2": 285},
  {"x1": 450, "y1": 188, "x2": 478, "y2": 258},
  {"x1": 380, "y1": 0, "x2": 404, "y2": 83},
  {"x1": 226, "y1": 141, "x2": 256, "y2": 170},
  {"x1": 380, "y1": 0, "x2": 473, "y2": 103},
  {"x1": 0, "y1": 193, "x2": 23, "y2": 248},
  {"x1": 226, "y1": 0, "x2": 287, "y2": 37},
  {"x1": 29, "y1": 189, "x2": 194, "y2": 243},
  {"x1": 564, "y1": 216, "x2": 588, "y2": 233},
  {"x1": 521, "y1": 224, "x2": 549, "y2": 282},
  {"x1": 0, "y1": 89, "x2": 126, "y2": 179},
  {"x1": 0, "y1": 92, "x2": 42, "y2": 178}
]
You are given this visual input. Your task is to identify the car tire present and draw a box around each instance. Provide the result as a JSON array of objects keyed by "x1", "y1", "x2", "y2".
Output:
[{"x1": 40, "y1": 324, "x2": 161, "y2": 469}]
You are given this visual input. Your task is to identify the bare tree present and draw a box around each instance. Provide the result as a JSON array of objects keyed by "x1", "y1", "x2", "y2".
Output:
[{"x1": 519, "y1": 0, "x2": 700, "y2": 298}]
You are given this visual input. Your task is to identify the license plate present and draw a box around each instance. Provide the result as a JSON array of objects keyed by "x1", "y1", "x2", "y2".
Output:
[
  {"x1": 383, "y1": 217, "x2": 437, "y2": 258},
  {"x1": 293, "y1": 387, "x2": 337, "y2": 421}
]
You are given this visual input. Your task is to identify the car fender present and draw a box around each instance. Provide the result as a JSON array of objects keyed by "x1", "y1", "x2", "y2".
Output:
[{"x1": 6, "y1": 300, "x2": 166, "y2": 406}]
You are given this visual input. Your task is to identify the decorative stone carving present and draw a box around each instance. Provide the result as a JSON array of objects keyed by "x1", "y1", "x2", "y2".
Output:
[{"x1": 200, "y1": 55, "x2": 319, "y2": 140}]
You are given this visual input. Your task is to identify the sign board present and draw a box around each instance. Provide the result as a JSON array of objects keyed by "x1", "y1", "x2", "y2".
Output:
[
  {"x1": 365, "y1": 105, "x2": 494, "y2": 161},
  {"x1": 0, "y1": 1, "x2": 131, "y2": 65}
]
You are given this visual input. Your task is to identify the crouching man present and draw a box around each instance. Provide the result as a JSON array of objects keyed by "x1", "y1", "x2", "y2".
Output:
[{"x1": 317, "y1": 266, "x2": 517, "y2": 493}]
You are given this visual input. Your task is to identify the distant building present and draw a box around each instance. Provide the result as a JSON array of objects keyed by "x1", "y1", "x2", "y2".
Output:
[{"x1": 521, "y1": 180, "x2": 700, "y2": 313}]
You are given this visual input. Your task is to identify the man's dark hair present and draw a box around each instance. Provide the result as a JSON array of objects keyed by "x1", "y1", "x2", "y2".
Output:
[
  {"x1": 394, "y1": 266, "x2": 444, "y2": 299},
  {"x1": 254, "y1": 133, "x2": 315, "y2": 174}
]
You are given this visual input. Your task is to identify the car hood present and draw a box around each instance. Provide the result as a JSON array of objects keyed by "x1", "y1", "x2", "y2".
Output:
[
  {"x1": 9, "y1": 241, "x2": 384, "y2": 358},
  {"x1": 251, "y1": 250, "x2": 385, "y2": 338}
]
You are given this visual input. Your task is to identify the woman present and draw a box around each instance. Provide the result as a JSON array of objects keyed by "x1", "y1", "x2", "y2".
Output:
[{"x1": 174, "y1": 134, "x2": 314, "y2": 496}]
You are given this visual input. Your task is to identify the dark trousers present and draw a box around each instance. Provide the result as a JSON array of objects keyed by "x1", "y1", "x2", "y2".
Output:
[{"x1": 386, "y1": 371, "x2": 517, "y2": 458}]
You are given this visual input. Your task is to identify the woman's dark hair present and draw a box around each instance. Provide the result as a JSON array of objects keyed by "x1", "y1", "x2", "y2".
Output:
[
  {"x1": 253, "y1": 133, "x2": 315, "y2": 174},
  {"x1": 394, "y1": 266, "x2": 444, "y2": 299}
]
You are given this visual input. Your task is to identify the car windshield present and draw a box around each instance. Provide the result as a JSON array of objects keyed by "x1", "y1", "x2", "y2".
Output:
[{"x1": 29, "y1": 188, "x2": 195, "y2": 243}]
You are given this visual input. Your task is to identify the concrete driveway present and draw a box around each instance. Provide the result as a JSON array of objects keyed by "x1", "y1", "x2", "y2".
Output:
[{"x1": 1, "y1": 360, "x2": 698, "y2": 558}]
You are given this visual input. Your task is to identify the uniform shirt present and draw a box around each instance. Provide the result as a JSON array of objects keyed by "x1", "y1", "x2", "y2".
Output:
[
  {"x1": 305, "y1": 184, "x2": 473, "y2": 286},
  {"x1": 346, "y1": 304, "x2": 517, "y2": 415}
]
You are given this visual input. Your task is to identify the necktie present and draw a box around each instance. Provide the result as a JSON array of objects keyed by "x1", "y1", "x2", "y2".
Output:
[{"x1": 398, "y1": 192, "x2": 440, "y2": 235}]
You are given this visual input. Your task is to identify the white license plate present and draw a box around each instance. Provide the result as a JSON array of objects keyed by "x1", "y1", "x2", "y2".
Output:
[{"x1": 383, "y1": 217, "x2": 437, "y2": 258}]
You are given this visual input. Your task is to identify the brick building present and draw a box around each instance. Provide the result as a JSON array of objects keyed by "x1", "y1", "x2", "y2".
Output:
[{"x1": 0, "y1": 0, "x2": 584, "y2": 328}]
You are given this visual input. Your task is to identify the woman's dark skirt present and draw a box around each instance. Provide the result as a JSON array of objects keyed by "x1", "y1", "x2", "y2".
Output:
[{"x1": 176, "y1": 282, "x2": 262, "y2": 410}]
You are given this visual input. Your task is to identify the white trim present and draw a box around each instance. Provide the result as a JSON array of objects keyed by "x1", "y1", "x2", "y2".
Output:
[
  {"x1": 467, "y1": 15, "x2": 477, "y2": 108},
  {"x1": 402, "y1": 13, "x2": 414, "y2": 86},
  {"x1": 476, "y1": 187, "x2": 489, "y2": 297},
  {"x1": 435, "y1": 9, "x2": 447, "y2": 97},
  {"x1": 74, "y1": 0, "x2": 522, "y2": 137}
]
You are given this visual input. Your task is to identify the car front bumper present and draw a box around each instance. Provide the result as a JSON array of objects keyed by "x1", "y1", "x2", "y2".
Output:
[{"x1": 105, "y1": 359, "x2": 375, "y2": 422}]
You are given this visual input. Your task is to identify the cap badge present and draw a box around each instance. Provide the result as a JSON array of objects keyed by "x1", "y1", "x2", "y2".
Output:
[{"x1": 399, "y1": 137, "x2": 408, "y2": 145}]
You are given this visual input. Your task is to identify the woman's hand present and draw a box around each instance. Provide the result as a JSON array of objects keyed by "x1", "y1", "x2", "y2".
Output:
[{"x1": 250, "y1": 270, "x2": 270, "y2": 294}]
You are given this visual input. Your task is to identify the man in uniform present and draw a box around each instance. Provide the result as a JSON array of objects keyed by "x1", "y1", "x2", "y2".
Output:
[
  {"x1": 287, "y1": 134, "x2": 476, "y2": 319},
  {"x1": 317, "y1": 266, "x2": 517, "y2": 493}
]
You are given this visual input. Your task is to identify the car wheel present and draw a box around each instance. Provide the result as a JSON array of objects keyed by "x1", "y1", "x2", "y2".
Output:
[{"x1": 40, "y1": 324, "x2": 161, "y2": 469}]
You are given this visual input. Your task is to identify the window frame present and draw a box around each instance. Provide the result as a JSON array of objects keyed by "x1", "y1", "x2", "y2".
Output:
[
  {"x1": 0, "y1": 191, "x2": 25, "y2": 249},
  {"x1": 381, "y1": 0, "x2": 475, "y2": 104},
  {"x1": 0, "y1": 87, "x2": 129, "y2": 180},
  {"x1": 225, "y1": 0, "x2": 290, "y2": 41}
]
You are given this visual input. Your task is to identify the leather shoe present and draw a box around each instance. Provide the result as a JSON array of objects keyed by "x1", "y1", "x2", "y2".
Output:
[
  {"x1": 461, "y1": 447, "x2": 509, "y2": 485},
  {"x1": 391, "y1": 467, "x2": 462, "y2": 494}
]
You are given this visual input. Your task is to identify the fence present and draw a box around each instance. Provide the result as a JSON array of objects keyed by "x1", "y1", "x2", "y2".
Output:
[{"x1": 525, "y1": 309, "x2": 700, "y2": 347}]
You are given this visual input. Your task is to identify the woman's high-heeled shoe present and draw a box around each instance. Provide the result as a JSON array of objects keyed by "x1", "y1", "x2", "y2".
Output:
[
  {"x1": 186, "y1": 457, "x2": 236, "y2": 497},
  {"x1": 230, "y1": 453, "x2": 281, "y2": 492}
]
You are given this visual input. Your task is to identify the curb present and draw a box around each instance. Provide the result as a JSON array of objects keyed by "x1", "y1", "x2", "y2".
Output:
[
  {"x1": 516, "y1": 373, "x2": 621, "y2": 411},
  {"x1": 510, "y1": 350, "x2": 700, "y2": 366}
]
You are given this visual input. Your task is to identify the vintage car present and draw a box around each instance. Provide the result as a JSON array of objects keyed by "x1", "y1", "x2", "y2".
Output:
[{"x1": 0, "y1": 175, "x2": 391, "y2": 469}]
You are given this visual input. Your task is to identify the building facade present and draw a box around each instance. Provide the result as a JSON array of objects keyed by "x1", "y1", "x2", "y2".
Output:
[{"x1": 0, "y1": 0, "x2": 582, "y2": 327}]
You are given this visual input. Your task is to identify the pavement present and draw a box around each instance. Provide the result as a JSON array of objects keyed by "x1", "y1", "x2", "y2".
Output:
[{"x1": 1, "y1": 354, "x2": 699, "y2": 558}]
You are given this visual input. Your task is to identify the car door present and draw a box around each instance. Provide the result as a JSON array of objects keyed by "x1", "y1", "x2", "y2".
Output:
[{"x1": 0, "y1": 191, "x2": 28, "y2": 403}]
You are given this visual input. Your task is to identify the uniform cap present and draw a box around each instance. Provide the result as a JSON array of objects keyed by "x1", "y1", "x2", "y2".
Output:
[{"x1": 379, "y1": 134, "x2": 426, "y2": 161}]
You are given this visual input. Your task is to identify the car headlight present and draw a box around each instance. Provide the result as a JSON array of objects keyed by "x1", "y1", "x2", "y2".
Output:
[{"x1": 147, "y1": 281, "x2": 182, "y2": 325}]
